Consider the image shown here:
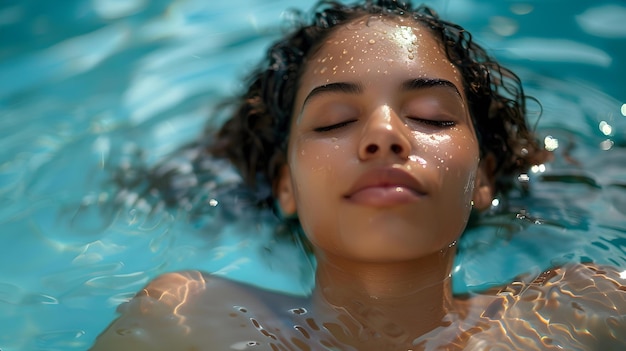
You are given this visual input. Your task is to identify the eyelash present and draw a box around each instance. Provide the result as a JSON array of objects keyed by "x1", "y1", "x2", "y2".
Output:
[
  {"x1": 313, "y1": 120, "x2": 357, "y2": 132},
  {"x1": 313, "y1": 117, "x2": 454, "y2": 133},
  {"x1": 408, "y1": 117, "x2": 455, "y2": 128}
]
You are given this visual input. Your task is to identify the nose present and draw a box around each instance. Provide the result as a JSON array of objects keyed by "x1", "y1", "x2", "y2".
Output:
[{"x1": 358, "y1": 105, "x2": 411, "y2": 161}]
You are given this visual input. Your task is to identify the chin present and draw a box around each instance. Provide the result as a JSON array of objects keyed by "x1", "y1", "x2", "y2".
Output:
[{"x1": 340, "y1": 226, "x2": 456, "y2": 260}]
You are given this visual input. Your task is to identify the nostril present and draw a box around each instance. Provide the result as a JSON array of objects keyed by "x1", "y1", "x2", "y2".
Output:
[
  {"x1": 366, "y1": 144, "x2": 378, "y2": 153},
  {"x1": 391, "y1": 144, "x2": 403, "y2": 154}
]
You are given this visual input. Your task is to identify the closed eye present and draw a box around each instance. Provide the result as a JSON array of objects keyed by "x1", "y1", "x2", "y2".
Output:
[
  {"x1": 313, "y1": 120, "x2": 357, "y2": 132},
  {"x1": 407, "y1": 117, "x2": 455, "y2": 128}
]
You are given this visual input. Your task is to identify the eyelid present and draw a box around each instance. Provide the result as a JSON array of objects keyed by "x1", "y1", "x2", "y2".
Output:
[
  {"x1": 406, "y1": 116, "x2": 456, "y2": 128},
  {"x1": 313, "y1": 119, "x2": 357, "y2": 132},
  {"x1": 402, "y1": 93, "x2": 464, "y2": 122}
]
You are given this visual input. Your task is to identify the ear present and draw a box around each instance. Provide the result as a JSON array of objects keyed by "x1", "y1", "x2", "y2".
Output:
[
  {"x1": 472, "y1": 154, "x2": 496, "y2": 211},
  {"x1": 274, "y1": 165, "x2": 297, "y2": 217}
]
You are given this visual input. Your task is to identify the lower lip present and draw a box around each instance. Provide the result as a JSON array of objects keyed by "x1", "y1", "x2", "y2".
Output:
[{"x1": 345, "y1": 186, "x2": 424, "y2": 207}]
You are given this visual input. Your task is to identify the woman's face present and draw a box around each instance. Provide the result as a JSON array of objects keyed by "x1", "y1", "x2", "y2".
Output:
[{"x1": 279, "y1": 17, "x2": 492, "y2": 262}]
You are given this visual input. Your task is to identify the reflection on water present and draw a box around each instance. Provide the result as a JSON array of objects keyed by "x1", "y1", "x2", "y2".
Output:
[
  {"x1": 0, "y1": 0, "x2": 625, "y2": 350},
  {"x1": 88, "y1": 264, "x2": 626, "y2": 350}
]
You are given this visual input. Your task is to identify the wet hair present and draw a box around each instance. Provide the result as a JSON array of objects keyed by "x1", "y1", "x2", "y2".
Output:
[
  {"x1": 116, "y1": 0, "x2": 547, "y2": 215},
  {"x1": 210, "y1": 0, "x2": 546, "y2": 205}
]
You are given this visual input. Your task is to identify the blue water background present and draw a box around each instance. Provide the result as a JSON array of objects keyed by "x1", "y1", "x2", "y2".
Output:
[{"x1": 0, "y1": 0, "x2": 625, "y2": 350}]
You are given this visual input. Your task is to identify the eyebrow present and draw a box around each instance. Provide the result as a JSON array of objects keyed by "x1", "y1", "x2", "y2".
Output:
[
  {"x1": 300, "y1": 78, "x2": 462, "y2": 110},
  {"x1": 301, "y1": 82, "x2": 364, "y2": 109},
  {"x1": 400, "y1": 78, "x2": 462, "y2": 98}
]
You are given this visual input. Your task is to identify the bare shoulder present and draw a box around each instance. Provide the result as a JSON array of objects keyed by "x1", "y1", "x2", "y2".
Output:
[
  {"x1": 482, "y1": 263, "x2": 626, "y2": 349},
  {"x1": 90, "y1": 271, "x2": 301, "y2": 351}
]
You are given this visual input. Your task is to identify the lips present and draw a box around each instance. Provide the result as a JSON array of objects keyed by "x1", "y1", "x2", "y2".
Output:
[{"x1": 344, "y1": 168, "x2": 427, "y2": 206}]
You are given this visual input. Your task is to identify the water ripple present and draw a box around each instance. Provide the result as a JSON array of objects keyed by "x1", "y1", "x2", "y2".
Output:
[{"x1": 576, "y1": 4, "x2": 626, "y2": 38}]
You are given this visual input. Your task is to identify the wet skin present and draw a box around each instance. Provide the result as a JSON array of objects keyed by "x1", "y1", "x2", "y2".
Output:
[
  {"x1": 89, "y1": 265, "x2": 626, "y2": 350},
  {"x1": 89, "y1": 15, "x2": 626, "y2": 351},
  {"x1": 91, "y1": 16, "x2": 494, "y2": 351},
  {"x1": 282, "y1": 16, "x2": 489, "y2": 263},
  {"x1": 273, "y1": 15, "x2": 495, "y2": 345}
]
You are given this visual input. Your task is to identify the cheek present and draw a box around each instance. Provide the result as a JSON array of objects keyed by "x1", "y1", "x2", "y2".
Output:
[
  {"x1": 288, "y1": 138, "x2": 348, "y2": 246},
  {"x1": 290, "y1": 139, "x2": 344, "y2": 180},
  {"x1": 288, "y1": 138, "x2": 345, "y2": 207},
  {"x1": 426, "y1": 134, "x2": 480, "y2": 239},
  {"x1": 416, "y1": 131, "x2": 480, "y2": 199},
  {"x1": 444, "y1": 151, "x2": 479, "y2": 208}
]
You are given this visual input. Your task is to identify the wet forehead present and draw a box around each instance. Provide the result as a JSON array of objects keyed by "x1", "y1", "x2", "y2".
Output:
[{"x1": 299, "y1": 16, "x2": 463, "y2": 94}]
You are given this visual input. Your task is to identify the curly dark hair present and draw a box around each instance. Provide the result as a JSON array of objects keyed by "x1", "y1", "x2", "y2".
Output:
[
  {"x1": 209, "y1": 0, "x2": 546, "y2": 206},
  {"x1": 115, "y1": 0, "x2": 548, "y2": 216}
]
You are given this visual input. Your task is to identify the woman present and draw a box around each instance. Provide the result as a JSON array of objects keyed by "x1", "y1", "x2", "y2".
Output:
[{"x1": 91, "y1": 1, "x2": 625, "y2": 350}]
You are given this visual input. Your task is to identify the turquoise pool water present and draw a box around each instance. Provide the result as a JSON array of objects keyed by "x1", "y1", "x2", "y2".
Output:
[{"x1": 0, "y1": 0, "x2": 625, "y2": 350}]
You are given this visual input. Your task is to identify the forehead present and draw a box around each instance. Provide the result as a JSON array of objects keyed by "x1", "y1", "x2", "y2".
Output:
[{"x1": 299, "y1": 16, "x2": 462, "y2": 91}]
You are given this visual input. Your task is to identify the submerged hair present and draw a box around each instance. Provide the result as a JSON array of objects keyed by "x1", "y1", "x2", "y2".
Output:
[
  {"x1": 210, "y1": 0, "x2": 546, "y2": 206},
  {"x1": 115, "y1": 0, "x2": 547, "y2": 221}
]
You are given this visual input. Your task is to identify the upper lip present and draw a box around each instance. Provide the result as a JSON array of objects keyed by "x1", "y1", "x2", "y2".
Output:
[{"x1": 344, "y1": 167, "x2": 427, "y2": 198}]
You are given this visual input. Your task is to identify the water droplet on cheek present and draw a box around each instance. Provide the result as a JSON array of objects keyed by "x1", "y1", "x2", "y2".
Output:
[
  {"x1": 368, "y1": 39, "x2": 376, "y2": 44},
  {"x1": 331, "y1": 137, "x2": 338, "y2": 142},
  {"x1": 408, "y1": 53, "x2": 414, "y2": 60},
  {"x1": 334, "y1": 145, "x2": 340, "y2": 150}
]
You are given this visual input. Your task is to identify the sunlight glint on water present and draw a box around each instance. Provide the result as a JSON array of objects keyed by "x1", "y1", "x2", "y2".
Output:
[{"x1": 0, "y1": 0, "x2": 625, "y2": 349}]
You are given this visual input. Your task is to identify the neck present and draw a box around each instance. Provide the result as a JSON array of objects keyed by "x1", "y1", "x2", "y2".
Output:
[{"x1": 311, "y1": 246, "x2": 456, "y2": 346}]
